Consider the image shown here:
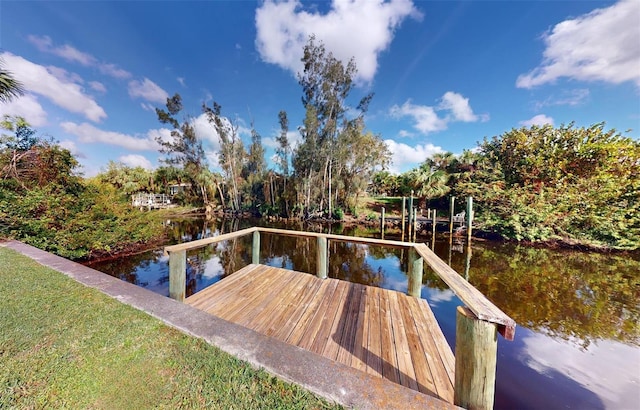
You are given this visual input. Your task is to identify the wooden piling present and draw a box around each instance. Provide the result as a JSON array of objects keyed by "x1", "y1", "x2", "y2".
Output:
[
  {"x1": 449, "y1": 196, "x2": 455, "y2": 236},
  {"x1": 168, "y1": 249, "x2": 186, "y2": 302},
  {"x1": 401, "y1": 197, "x2": 406, "y2": 241},
  {"x1": 407, "y1": 247, "x2": 423, "y2": 298},
  {"x1": 432, "y1": 207, "x2": 437, "y2": 238},
  {"x1": 466, "y1": 196, "x2": 474, "y2": 243},
  {"x1": 413, "y1": 207, "x2": 418, "y2": 242},
  {"x1": 252, "y1": 230, "x2": 260, "y2": 264},
  {"x1": 316, "y1": 236, "x2": 328, "y2": 279},
  {"x1": 408, "y1": 191, "x2": 414, "y2": 236},
  {"x1": 454, "y1": 306, "x2": 498, "y2": 410},
  {"x1": 380, "y1": 207, "x2": 385, "y2": 239}
]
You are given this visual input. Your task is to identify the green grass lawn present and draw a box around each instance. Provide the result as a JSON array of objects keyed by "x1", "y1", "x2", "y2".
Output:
[
  {"x1": 356, "y1": 196, "x2": 404, "y2": 217},
  {"x1": 0, "y1": 246, "x2": 339, "y2": 409}
]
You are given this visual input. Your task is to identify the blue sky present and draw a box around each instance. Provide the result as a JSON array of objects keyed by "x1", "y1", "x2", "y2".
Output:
[{"x1": 1, "y1": 0, "x2": 638, "y2": 176}]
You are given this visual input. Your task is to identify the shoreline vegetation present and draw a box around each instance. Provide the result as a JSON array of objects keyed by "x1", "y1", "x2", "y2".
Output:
[{"x1": 1, "y1": 37, "x2": 638, "y2": 259}]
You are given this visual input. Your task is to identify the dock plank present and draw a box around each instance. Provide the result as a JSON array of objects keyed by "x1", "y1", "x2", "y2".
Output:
[{"x1": 184, "y1": 264, "x2": 455, "y2": 404}]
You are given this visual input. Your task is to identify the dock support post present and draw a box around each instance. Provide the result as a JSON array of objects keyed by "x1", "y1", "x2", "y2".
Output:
[
  {"x1": 316, "y1": 236, "x2": 328, "y2": 279},
  {"x1": 432, "y1": 208, "x2": 437, "y2": 238},
  {"x1": 168, "y1": 249, "x2": 186, "y2": 302},
  {"x1": 380, "y1": 207, "x2": 385, "y2": 239},
  {"x1": 413, "y1": 207, "x2": 418, "y2": 242},
  {"x1": 454, "y1": 306, "x2": 497, "y2": 410},
  {"x1": 407, "y1": 247, "x2": 423, "y2": 298},
  {"x1": 466, "y1": 196, "x2": 474, "y2": 243},
  {"x1": 252, "y1": 230, "x2": 260, "y2": 264},
  {"x1": 408, "y1": 191, "x2": 414, "y2": 238},
  {"x1": 449, "y1": 196, "x2": 455, "y2": 236},
  {"x1": 401, "y1": 197, "x2": 406, "y2": 241}
]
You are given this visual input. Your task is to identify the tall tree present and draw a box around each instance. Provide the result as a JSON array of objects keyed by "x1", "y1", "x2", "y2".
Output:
[
  {"x1": 202, "y1": 101, "x2": 246, "y2": 211},
  {"x1": 275, "y1": 110, "x2": 291, "y2": 216},
  {"x1": 295, "y1": 35, "x2": 375, "y2": 217},
  {"x1": 155, "y1": 93, "x2": 209, "y2": 204},
  {"x1": 243, "y1": 123, "x2": 266, "y2": 209}
]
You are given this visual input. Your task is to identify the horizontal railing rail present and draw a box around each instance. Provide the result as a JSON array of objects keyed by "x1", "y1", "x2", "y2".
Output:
[{"x1": 164, "y1": 226, "x2": 514, "y2": 339}]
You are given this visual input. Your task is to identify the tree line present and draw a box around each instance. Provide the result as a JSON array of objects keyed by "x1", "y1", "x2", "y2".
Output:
[
  {"x1": 1, "y1": 42, "x2": 638, "y2": 252},
  {"x1": 149, "y1": 36, "x2": 390, "y2": 219}
]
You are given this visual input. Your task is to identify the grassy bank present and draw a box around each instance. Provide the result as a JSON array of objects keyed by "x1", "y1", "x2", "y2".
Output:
[{"x1": 0, "y1": 246, "x2": 338, "y2": 409}]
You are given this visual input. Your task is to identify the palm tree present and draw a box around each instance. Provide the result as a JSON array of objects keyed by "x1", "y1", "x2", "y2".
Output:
[
  {"x1": 407, "y1": 165, "x2": 450, "y2": 208},
  {"x1": 0, "y1": 59, "x2": 24, "y2": 103}
]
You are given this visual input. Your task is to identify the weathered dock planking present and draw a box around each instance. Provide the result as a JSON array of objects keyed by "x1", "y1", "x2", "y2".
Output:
[
  {"x1": 185, "y1": 264, "x2": 456, "y2": 402},
  {"x1": 165, "y1": 227, "x2": 516, "y2": 409}
]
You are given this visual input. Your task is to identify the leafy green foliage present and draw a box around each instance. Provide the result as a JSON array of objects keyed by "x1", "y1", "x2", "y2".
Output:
[
  {"x1": 0, "y1": 59, "x2": 24, "y2": 103},
  {"x1": 459, "y1": 123, "x2": 640, "y2": 249},
  {"x1": 293, "y1": 36, "x2": 389, "y2": 217},
  {"x1": 0, "y1": 119, "x2": 163, "y2": 260}
]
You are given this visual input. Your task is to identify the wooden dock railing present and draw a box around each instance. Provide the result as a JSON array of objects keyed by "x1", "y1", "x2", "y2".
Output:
[{"x1": 164, "y1": 226, "x2": 516, "y2": 410}]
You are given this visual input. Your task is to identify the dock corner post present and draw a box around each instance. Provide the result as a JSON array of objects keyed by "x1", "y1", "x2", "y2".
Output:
[
  {"x1": 449, "y1": 196, "x2": 456, "y2": 236},
  {"x1": 168, "y1": 249, "x2": 186, "y2": 302},
  {"x1": 407, "y1": 247, "x2": 423, "y2": 298},
  {"x1": 466, "y1": 196, "x2": 474, "y2": 243},
  {"x1": 252, "y1": 230, "x2": 260, "y2": 265},
  {"x1": 316, "y1": 236, "x2": 328, "y2": 279},
  {"x1": 454, "y1": 306, "x2": 498, "y2": 410}
]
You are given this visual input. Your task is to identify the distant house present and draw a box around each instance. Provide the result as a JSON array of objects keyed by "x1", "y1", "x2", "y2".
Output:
[
  {"x1": 168, "y1": 183, "x2": 192, "y2": 196},
  {"x1": 131, "y1": 193, "x2": 172, "y2": 209}
]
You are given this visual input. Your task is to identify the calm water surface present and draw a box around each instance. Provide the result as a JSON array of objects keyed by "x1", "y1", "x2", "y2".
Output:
[{"x1": 88, "y1": 217, "x2": 640, "y2": 409}]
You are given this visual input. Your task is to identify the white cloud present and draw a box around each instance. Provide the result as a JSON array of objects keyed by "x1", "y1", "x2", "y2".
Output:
[
  {"x1": 390, "y1": 100, "x2": 447, "y2": 134},
  {"x1": 98, "y1": 63, "x2": 131, "y2": 79},
  {"x1": 60, "y1": 121, "x2": 160, "y2": 151},
  {"x1": 0, "y1": 94, "x2": 48, "y2": 127},
  {"x1": 255, "y1": 0, "x2": 422, "y2": 83},
  {"x1": 521, "y1": 332, "x2": 640, "y2": 409},
  {"x1": 263, "y1": 129, "x2": 301, "y2": 150},
  {"x1": 58, "y1": 139, "x2": 84, "y2": 157},
  {"x1": 192, "y1": 113, "x2": 221, "y2": 151},
  {"x1": 391, "y1": 92, "x2": 487, "y2": 135},
  {"x1": 517, "y1": 0, "x2": 640, "y2": 88},
  {"x1": 46, "y1": 66, "x2": 83, "y2": 84},
  {"x1": 89, "y1": 81, "x2": 106, "y2": 93},
  {"x1": 27, "y1": 34, "x2": 132, "y2": 79},
  {"x1": 177, "y1": 77, "x2": 186, "y2": 87},
  {"x1": 119, "y1": 154, "x2": 153, "y2": 170},
  {"x1": 28, "y1": 34, "x2": 95, "y2": 65},
  {"x1": 1, "y1": 53, "x2": 106, "y2": 122},
  {"x1": 128, "y1": 78, "x2": 169, "y2": 103},
  {"x1": 438, "y1": 91, "x2": 488, "y2": 122},
  {"x1": 146, "y1": 127, "x2": 173, "y2": 145},
  {"x1": 384, "y1": 139, "x2": 443, "y2": 173},
  {"x1": 140, "y1": 102, "x2": 155, "y2": 112},
  {"x1": 535, "y1": 88, "x2": 590, "y2": 109},
  {"x1": 520, "y1": 114, "x2": 554, "y2": 127}
]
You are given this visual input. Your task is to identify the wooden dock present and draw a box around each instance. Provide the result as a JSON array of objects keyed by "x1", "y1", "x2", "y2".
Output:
[
  {"x1": 165, "y1": 227, "x2": 516, "y2": 409},
  {"x1": 185, "y1": 264, "x2": 455, "y2": 403}
]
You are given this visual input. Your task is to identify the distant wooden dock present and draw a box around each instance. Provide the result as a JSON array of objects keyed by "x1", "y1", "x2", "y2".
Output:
[
  {"x1": 164, "y1": 227, "x2": 516, "y2": 409},
  {"x1": 186, "y1": 264, "x2": 455, "y2": 402}
]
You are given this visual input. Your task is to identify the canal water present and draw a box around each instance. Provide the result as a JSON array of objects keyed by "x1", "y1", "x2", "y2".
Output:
[{"x1": 88, "y1": 217, "x2": 640, "y2": 409}]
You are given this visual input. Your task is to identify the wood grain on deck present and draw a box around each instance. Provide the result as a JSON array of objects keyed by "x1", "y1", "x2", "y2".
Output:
[{"x1": 185, "y1": 264, "x2": 455, "y2": 403}]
